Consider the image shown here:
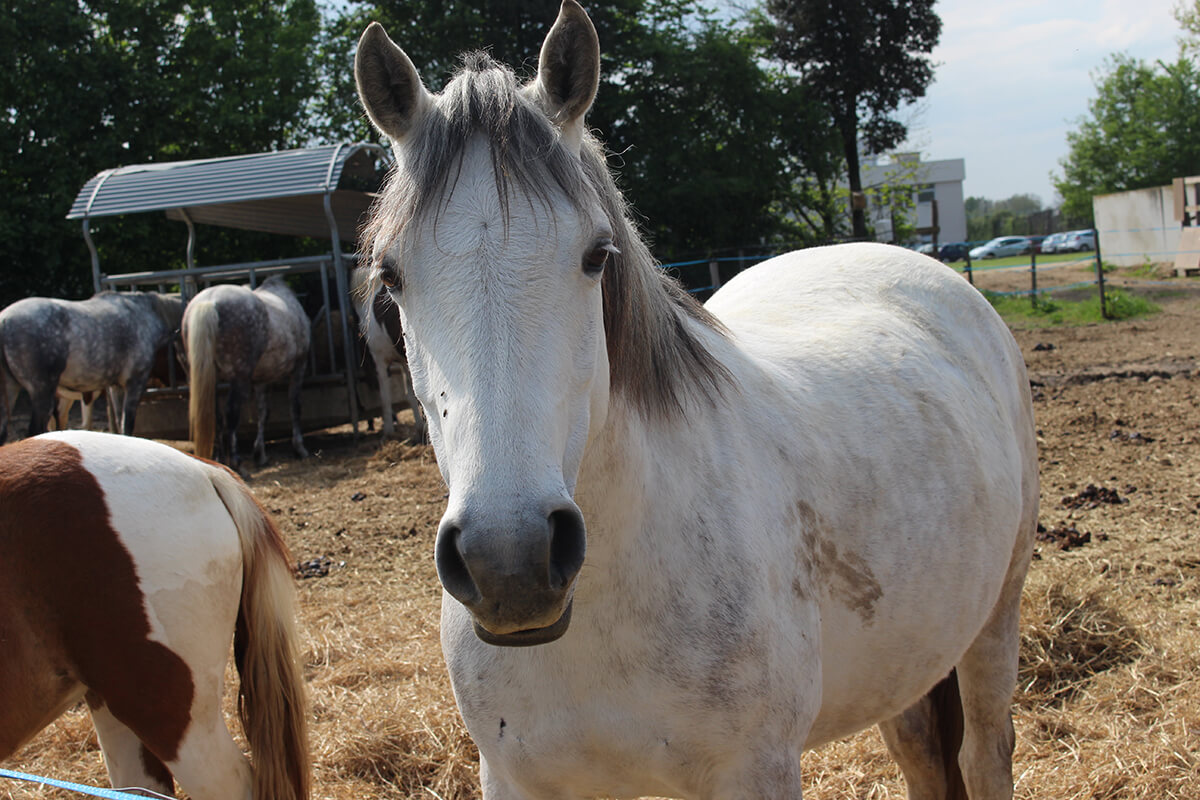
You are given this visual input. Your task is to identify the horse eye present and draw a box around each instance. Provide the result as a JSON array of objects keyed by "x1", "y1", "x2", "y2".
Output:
[
  {"x1": 583, "y1": 240, "x2": 617, "y2": 276},
  {"x1": 379, "y1": 260, "x2": 401, "y2": 291}
]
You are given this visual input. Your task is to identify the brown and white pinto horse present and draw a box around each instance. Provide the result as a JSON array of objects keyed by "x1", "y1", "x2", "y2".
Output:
[{"x1": 0, "y1": 430, "x2": 309, "y2": 800}]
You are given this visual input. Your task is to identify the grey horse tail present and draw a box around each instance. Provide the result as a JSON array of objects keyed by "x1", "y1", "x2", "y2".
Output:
[{"x1": 186, "y1": 299, "x2": 220, "y2": 459}]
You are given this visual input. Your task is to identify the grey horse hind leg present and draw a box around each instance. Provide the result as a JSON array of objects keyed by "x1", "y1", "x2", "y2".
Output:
[
  {"x1": 0, "y1": 364, "x2": 16, "y2": 443},
  {"x1": 25, "y1": 381, "x2": 57, "y2": 438},
  {"x1": 119, "y1": 378, "x2": 148, "y2": 436},
  {"x1": 222, "y1": 380, "x2": 250, "y2": 468},
  {"x1": 253, "y1": 384, "x2": 270, "y2": 466},
  {"x1": 288, "y1": 361, "x2": 309, "y2": 459}
]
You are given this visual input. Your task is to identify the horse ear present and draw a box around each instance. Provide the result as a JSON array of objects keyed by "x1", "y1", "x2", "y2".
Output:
[
  {"x1": 355, "y1": 22, "x2": 432, "y2": 141},
  {"x1": 533, "y1": 0, "x2": 600, "y2": 149}
]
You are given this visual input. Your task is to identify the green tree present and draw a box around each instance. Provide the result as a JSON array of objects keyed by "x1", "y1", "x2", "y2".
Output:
[
  {"x1": 1053, "y1": 53, "x2": 1200, "y2": 224},
  {"x1": 965, "y1": 193, "x2": 1055, "y2": 240},
  {"x1": 0, "y1": 0, "x2": 322, "y2": 305},
  {"x1": 318, "y1": 0, "x2": 843, "y2": 261},
  {"x1": 1176, "y1": 0, "x2": 1200, "y2": 55},
  {"x1": 763, "y1": 0, "x2": 941, "y2": 240}
]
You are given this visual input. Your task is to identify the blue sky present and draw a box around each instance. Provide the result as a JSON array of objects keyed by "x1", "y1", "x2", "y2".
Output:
[{"x1": 902, "y1": 0, "x2": 1184, "y2": 206}]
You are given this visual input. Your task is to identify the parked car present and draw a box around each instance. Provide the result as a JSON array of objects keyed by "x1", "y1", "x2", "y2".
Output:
[
  {"x1": 915, "y1": 242, "x2": 936, "y2": 256},
  {"x1": 1026, "y1": 235, "x2": 1047, "y2": 254},
  {"x1": 969, "y1": 236, "x2": 1032, "y2": 260},
  {"x1": 1041, "y1": 232, "x2": 1068, "y2": 254},
  {"x1": 938, "y1": 242, "x2": 970, "y2": 262},
  {"x1": 1059, "y1": 230, "x2": 1096, "y2": 252}
]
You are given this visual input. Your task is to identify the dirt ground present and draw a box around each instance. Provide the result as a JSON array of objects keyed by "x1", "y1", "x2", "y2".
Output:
[{"x1": 6, "y1": 271, "x2": 1200, "y2": 799}]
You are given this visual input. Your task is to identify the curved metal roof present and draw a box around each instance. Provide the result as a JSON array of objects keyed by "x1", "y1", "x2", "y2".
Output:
[{"x1": 66, "y1": 143, "x2": 391, "y2": 240}]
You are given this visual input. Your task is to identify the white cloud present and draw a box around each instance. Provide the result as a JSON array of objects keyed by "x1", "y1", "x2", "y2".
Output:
[{"x1": 903, "y1": 0, "x2": 1180, "y2": 204}]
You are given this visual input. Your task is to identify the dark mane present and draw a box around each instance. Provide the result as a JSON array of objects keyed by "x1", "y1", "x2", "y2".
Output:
[{"x1": 361, "y1": 52, "x2": 730, "y2": 418}]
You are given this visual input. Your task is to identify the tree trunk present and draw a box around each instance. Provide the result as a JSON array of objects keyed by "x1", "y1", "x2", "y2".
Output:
[{"x1": 836, "y1": 107, "x2": 867, "y2": 240}]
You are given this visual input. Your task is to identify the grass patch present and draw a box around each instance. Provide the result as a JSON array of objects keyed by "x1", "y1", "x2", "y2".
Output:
[
  {"x1": 947, "y1": 252, "x2": 1091, "y2": 270},
  {"x1": 983, "y1": 287, "x2": 1159, "y2": 327}
]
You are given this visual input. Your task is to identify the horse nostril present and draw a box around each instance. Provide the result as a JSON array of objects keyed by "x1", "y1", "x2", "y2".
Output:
[
  {"x1": 435, "y1": 522, "x2": 481, "y2": 605},
  {"x1": 547, "y1": 507, "x2": 586, "y2": 590}
]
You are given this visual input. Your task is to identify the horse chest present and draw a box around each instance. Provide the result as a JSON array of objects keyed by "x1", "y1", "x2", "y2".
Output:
[{"x1": 444, "y1": 572, "x2": 819, "y2": 797}]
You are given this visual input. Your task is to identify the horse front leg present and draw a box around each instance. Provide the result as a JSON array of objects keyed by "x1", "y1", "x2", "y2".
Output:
[
  {"x1": 377, "y1": 360, "x2": 396, "y2": 437},
  {"x1": 52, "y1": 393, "x2": 72, "y2": 431},
  {"x1": 288, "y1": 362, "x2": 309, "y2": 459},
  {"x1": 80, "y1": 393, "x2": 96, "y2": 431},
  {"x1": 106, "y1": 386, "x2": 123, "y2": 433}
]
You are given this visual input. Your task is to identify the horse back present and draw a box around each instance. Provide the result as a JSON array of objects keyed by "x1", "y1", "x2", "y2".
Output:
[
  {"x1": 0, "y1": 298, "x2": 71, "y2": 385},
  {"x1": 252, "y1": 279, "x2": 311, "y2": 381}
]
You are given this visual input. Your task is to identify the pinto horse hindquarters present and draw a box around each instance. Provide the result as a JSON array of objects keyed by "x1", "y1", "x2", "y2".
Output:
[{"x1": 0, "y1": 431, "x2": 308, "y2": 800}]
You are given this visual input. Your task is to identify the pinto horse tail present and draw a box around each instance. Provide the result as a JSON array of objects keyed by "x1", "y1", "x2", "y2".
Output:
[
  {"x1": 186, "y1": 300, "x2": 219, "y2": 459},
  {"x1": 207, "y1": 462, "x2": 310, "y2": 800}
]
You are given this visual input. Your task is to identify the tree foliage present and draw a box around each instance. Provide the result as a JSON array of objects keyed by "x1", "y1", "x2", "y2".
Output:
[
  {"x1": 0, "y1": 0, "x2": 322, "y2": 305},
  {"x1": 762, "y1": 0, "x2": 941, "y2": 239},
  {"x1": 1176, "y1": 0, "x2": 1200, "y2": 56},
  {"x1": 1053, "y1": 53, "x2": 1200, "y2": 224},
  {"x1": 1, "y1": 0, "x2": 856, "y2": 304},
  {"x1": 317, "y1": 0, "x2": 843, "y2": 261}
]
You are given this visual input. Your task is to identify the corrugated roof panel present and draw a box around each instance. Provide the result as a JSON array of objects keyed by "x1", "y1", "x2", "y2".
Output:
[
  {"x1": 162, "y1": 190, "x2": 376, "y2": 241},
  {"x1": 66, "y1": 144, "x2": 390, "y2": 226}
]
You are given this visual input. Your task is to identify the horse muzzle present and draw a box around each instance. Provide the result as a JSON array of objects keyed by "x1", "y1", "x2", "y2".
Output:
[{"x1": 435, "y1": 502, "x2": 586, "y2": 646}]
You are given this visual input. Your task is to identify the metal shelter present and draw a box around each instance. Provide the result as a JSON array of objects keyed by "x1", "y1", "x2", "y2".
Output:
[{"x1": 65, "y1": 143, "x2": 393, "y2": 433}]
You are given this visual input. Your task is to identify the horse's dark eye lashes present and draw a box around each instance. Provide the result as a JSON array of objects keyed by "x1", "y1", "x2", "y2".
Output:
[
  {"x1": 379, "y1": 261, "x2": 401, "y2": 290},
  {"x1": 583, "y1": 239, "x2": 617, "y2": 275}
]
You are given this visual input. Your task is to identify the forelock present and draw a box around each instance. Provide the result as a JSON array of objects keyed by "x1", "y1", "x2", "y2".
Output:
[{"x1": 360, "y1": 51, "x2": 591, "y2": 274}]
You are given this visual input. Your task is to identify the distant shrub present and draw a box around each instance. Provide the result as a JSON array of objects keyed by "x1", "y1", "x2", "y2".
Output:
[{"x1": 981, "y1": 288, "x2": 1159, "y2": 326}]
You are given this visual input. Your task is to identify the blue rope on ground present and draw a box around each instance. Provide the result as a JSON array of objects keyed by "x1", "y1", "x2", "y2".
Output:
[{"x1": 0, "y1": 768, "x2": 170, "y2": 800}]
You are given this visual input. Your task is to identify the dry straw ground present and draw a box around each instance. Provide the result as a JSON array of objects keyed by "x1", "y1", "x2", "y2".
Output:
[{"x1": 6, "y1": 270, "x2": 1200, "y2": 800}]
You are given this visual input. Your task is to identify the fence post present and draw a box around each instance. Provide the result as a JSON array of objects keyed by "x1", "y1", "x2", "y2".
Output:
[
  {"x1": 1094, "y1": 228, "x2": 1110, "y2": 319},
  {"x1": 964, "y1": 251, "x2": 974, "y2": 285},
  {"x1": 708, "y1": 260, "x2": 721, "y2": 291},
  {"x1": 1029, "y1": 246, "x2": 1038, "y2": 308}
]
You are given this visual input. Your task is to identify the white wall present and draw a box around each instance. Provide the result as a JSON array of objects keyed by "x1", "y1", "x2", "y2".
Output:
[
  {"x1": 861, "y1": 156, "x2": 967, "y2": 244},
  {"x1": 1092, "y1": 185, "x2": 1180, "y2": 267}
]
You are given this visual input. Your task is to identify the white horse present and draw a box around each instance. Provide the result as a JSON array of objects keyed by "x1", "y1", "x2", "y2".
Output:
[
  {"x1": 355, "y1": 3, "x2": 1038, "y2": 798},
  {"x1": 351, "y1": 268, "x2": 426, "y2": 442}
]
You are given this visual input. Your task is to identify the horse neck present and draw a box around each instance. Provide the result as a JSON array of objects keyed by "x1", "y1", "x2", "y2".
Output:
[{"x1": 575, "y1": 340, "x2": 730, "y2": 565}]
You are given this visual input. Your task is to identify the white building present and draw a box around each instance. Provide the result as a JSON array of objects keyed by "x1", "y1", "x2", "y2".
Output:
[{"x1": 859, "y1": 153, "x2": 967, "y2": 245}]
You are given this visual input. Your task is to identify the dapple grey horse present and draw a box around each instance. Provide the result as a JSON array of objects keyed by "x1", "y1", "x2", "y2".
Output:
[
  {"x1": 182, "y1": 276, "x2": 311, "y2": 468},
  {"x1": 0, "y1": 291, "x2": 183, "y2": 442}
]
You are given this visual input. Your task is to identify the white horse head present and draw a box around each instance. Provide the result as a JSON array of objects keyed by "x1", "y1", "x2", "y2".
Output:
[{"x1": 357, "y1": 1, "x2": 623, "y2": 645}]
